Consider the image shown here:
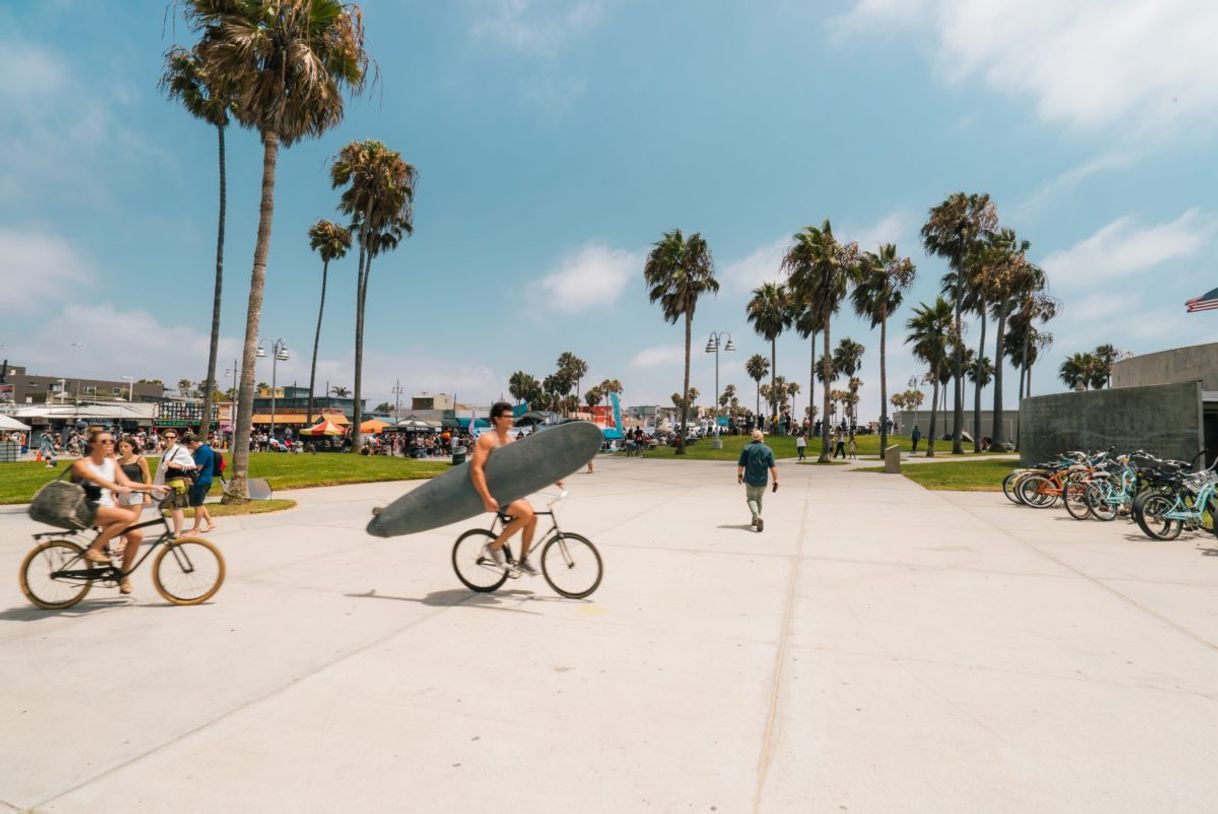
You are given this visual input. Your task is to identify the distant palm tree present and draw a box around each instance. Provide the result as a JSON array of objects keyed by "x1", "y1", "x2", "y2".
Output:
[
  {"x1": 330, "y1": 385, "x2": 351, "y2": 398},
  {"x1": 746, "y1": 282, "x2": 792, "y2": 428},
  {"x1": 508, "y1": 371, "x2": 538, "y2": 405},
  {"x1": 832, "y1": 338, "x2": 865, "y2": 426},
  {"x1": 306, "y1": 220, "x2": 352, "y2": 426},
  {"x1": 584, "y1": 386, "x2": 604, "y2": 408},
  {"x1": 1094, "y1": 343, "x2": 1120, "y2": 388},
  {"x1": 161, "y1": 43, "x2": 236, "y2": 442},
  {"x1": 1059, "y1": 353, "x2": 1093, "y2": 390},
  {"x1": 967, "y1": 355, "x2": 995, "y2": 390},
  {"x1": 644, "y1": 229, "x2": 719, "y2": 454},
  {"x1": 852, "y1": 243, "x2": 916, "y2": 453},
  {"x1": 783, "y1": 220, "x2": 860, "y2": 461},
  {"x1": 745, "y1": 354, "x2": 770, "y2": 420},
  {"x1": 922, "y1": 193, "x2": 999, "y2": 454},
  {"x1": 983, "y1": 231, "x2": 1032, "y2": 448},
  {"x1": 787, "y1": 380, "x2": 800, "y2": 421},
  {"x1": 189, "y1": 0, "x2": 369, "y2": 498},
  {"x1": 906, "y1": 297, "x2": 954, "y2": 457},
  {"x1": 332, "y1": 139, "x2": 418, "y2": 452},
  {"x1": 556, "y1": 352, "x2": 589, "y2": 406},
  {"x1": 177, "y1": 379, "x2": 194, "y2": 398}
]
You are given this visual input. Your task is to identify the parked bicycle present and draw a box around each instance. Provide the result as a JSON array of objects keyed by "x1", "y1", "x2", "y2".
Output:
[
  {"x1": 19, "y1": 499, "x2": 226, "y2": 609},
  {"x1": 451, "y1": 491, "x2": 602, "y2": 599}
]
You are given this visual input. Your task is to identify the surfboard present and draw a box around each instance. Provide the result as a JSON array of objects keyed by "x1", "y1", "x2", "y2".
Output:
[{"x1": 366, "y1": 420, "x2": 603, "y2": 537}]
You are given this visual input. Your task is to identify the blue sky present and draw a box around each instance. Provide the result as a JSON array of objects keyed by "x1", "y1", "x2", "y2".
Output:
[{"x1": 2, "y1": 0, "x2": 1217, "y2": 420}]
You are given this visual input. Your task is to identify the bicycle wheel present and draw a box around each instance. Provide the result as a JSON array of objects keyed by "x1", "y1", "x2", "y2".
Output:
[
  {"x1": 1087, "y1": 482, "x2": 1118, "y2": 521},
  {"x1": 1017, "y1": 475, "x2": 1055, "y2": 508},
  {"x1": 1062, "y1": 476, "x2": 1092, "y2": 520},
  {"x1": 20, "y1": 540, "x2": 93, "y2": 610},
  {"x1": 541, "y1": 533, "x2": 603, "y2": 599},
  {"x1": 1002, "y1": 472, "x2": 1025, "y2": 505},
  {"x1": 452, "y1": 529, "x2": 509, "y2": 593},
  {"x1": 1135, "y1": 494, "x2": 1183, "y2": 540},
  {"x1": 152, "y1": 537, "x2": 225, "y2": 605}
]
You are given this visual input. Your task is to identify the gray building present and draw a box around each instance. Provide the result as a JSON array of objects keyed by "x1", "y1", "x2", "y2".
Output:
[
  {"x1": 895, "y1": 410, "x2": 1016, "y2": 443},
  {"x1": 0, "y1": 364, "x2": 164, "y2": 405},
  {"x1": 1018, "y1": 342, "x2": 1218, "y2": 466}
]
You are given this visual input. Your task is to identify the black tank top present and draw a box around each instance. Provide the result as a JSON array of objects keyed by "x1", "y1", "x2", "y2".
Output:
[{"x1": 120, "y1": 459, "x2": 143, "y2": 483}]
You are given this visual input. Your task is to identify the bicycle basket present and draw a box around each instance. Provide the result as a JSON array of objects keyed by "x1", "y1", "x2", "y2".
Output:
[{"x1": 28, "y1": 479, "x2": 89, "y2": 530}]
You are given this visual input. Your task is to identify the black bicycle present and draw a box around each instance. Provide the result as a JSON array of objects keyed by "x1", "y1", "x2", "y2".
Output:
[
  {"x1": 451, "y1": 491, "x2": 603, "y2": 599},
  {"x1": 19, "y1": 500, "x2": 226, "y2": 609}
]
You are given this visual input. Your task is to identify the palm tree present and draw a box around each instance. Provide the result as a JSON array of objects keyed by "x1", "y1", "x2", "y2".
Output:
[
  {"x1": 189, "y1": 0, "x2": 368, "y2": 499},
  {"x1": 746, "y1": 282, "x2": 792, "y2": 429},
  {"x1": 852, "y1": 243, "x2": 916, "y2": 454},
  {"x1": 584, "y1": 386, "x2": 604, "y2": 408},
  {"x1": 305, "y1": 219, "x2": 351, "y2": 426},
  {"x1": 508, "y1": 371, "x2": 537, "y2": 405},
  {"x1": 922, "y1": 193, "x2": 999, "y2": 454},
  {"x1": 783, "y1": 220, "x2": 860, "y2": 461},
  {"x1": 1059, "y1": 353, "x2": 1092, "y2": 390},
  {"x1": 745, "y1": 354, "x2": 770, "y2": 420},
  {"x1": 967, "y1": 355, "x2": 995, "y2": 391},
  {"x1": 161, "y1": 44, "x2": 236, "y2": 443},
  {"x1": 1094, "y1": 344, "x2": 1120, "y2": 387},
  {"x1": 906, "y1": 297, "x2": 954, "y2": 457},
  {"x1": 643, "y1": 229, "x2": 719, "y2": 454},
  {"x1": 178, "y1": 379, "x2": 194, "y2": 398},
  {"x1": 330, "y1": 385, "x2": 350, "y2": 398},
  {"x1": 556, "y1": 352, "x2": 589, "y2": 404},
  {"x1": 331, "y1": 139, "x2": 418, "y2": 452},
  {"x1": 787, "y1": 381, "x2": 800, "y2": 422},
  {"x1": 832, "y1": 338, "x2": 865, "y2": 427},
  {"x1": 987, "y1": 233, "x2": 1034, "y2": 448}
]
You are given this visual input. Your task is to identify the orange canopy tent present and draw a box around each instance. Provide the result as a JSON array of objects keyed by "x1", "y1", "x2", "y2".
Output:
[
  {"x1": 299, "y1": 418, "x2": 346, "y2": 436},
  {"x1": 360, "y1": 418, "x2": 389, "y2": 433}
]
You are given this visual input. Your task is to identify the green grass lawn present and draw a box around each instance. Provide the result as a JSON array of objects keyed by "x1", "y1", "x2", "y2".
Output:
[
  {"x1": 0, "y1": 453, "x2": 449, "y2": 505},
  {"x1": 641, "y1": 433, "x2": 912, "y2": 461},
  {"x1": 855, "y1": 458, "x2": 1015, "y2": 491}
]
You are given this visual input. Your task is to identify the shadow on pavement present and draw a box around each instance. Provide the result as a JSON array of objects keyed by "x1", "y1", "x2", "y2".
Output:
[
  {"x1": 717, "y1": 524, "x2": 758, "y2": 532},
  {"x1": 0, "y1": 598, "x2": 128, "y2": 621},
  {"x1": 344, "y1": 587, "x2": 548, "y2": 614}
]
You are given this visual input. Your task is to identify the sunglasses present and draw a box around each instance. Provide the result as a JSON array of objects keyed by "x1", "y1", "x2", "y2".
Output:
[
  {"x1": 163, "y1": 435, "x2": 177, "y2": 440},
  {"x1": 97, "y1": 439, "x2": 114, "y2": 445}
]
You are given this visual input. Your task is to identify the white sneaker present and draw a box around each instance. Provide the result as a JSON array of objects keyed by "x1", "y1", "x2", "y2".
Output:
[{"x1": 486, "y1": 547, "x2": 510, "y2": 571}]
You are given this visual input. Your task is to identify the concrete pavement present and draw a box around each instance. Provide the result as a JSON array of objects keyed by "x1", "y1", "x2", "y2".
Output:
[{"x1": 2, "y1": 457, "x2": 1218, "y2": 813}]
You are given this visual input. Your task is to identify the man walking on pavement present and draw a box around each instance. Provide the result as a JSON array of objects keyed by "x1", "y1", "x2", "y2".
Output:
[{"x1": 737, "y1": 428, "x2": 778, "y2": 532}]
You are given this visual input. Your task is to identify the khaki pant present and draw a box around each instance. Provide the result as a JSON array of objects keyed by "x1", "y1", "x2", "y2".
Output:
[{"x1": 745, "y1": 483, "x2": 766, "y2": 523}]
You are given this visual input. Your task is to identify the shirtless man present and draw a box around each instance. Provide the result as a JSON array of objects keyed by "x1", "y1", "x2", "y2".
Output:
[{"x1": 470, "y1": 402, "x2": 562, "y2": 577}]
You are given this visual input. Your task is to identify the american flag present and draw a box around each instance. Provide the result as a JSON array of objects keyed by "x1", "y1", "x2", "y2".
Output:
[{"x1": 1186, "y1": 287, "x2": 1218, "y2": 313}]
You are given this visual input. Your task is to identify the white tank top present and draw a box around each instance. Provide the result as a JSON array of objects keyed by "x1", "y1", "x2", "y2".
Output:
[{"x1": 83, "y1": 457, "x2": 117, "y2": 508}]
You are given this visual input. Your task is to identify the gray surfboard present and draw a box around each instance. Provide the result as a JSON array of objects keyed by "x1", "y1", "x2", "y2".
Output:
[{"x1": 366, "y1": 421, "x2": 603, "y2": 537}]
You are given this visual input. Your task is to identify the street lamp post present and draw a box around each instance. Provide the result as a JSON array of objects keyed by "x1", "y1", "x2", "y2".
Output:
[
  {"x1": 391, "y1": 380, "x2": 404, "y2": 421},
  {"x1": 121, "y1": 376, "x2": 134, "y2": 402},
  {"x1": 704, "y1": 331, "x2": 736, "y2": 449},
  {"x1": 258, "y1": 339, "x2": 290, "y2": 441}
]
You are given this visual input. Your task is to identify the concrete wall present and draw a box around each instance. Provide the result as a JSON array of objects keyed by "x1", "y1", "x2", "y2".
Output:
[
  {"x1": 1111, "y1": 342, "x2": 1218, "y2": 390},
  {"x1": 1019, "y1": 381, "x2": 1203, "y2": 465},
  {"x1": 895, "y1": 410, "x2": 1016, "y2": 442}
]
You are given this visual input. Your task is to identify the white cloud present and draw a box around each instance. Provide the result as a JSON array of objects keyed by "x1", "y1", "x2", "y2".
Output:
[
  {"x1": 721, "y1": 235, "x2": 789, "y2": 293},
  {"x1": 0, "y1": 228, "x2": 95, "y2": 304},
  {"x1": 1042, "y1": 209, "x2": 1218, "y2": 290},
  {"x1": 630, "y1": 344, "x2": 684, "y2": 368},
  {"x1": 832, "y1": 0, "x2": 1218, "y2": 136},
  {"x1": 1015, "y1": 149, "x2": 1138, "y2": 215},
  {"x1": 469, "y1": 0, "x2": 605, "y2": 58},
  {"x1": 531, "y1": 243, "x2": 639, "y2": 314},
  {"x1": 847, "y1": 211, "x2": 913, "y2": 254}
]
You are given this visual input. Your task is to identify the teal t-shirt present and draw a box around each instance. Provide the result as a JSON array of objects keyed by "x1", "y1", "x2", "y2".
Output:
[{"x1": 738, "y1": 442, "x2": 776, "y2": 487}]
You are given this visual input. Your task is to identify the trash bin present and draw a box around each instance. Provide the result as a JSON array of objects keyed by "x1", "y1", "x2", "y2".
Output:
[
  {"x1": 0, "y1": 441, "x2": 18, "y2": 463},
  {"x1": 451, "y1": 445, "x2": 467, "y2": 465}
]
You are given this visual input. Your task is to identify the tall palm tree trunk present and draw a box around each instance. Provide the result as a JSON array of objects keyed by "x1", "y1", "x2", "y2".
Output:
[
  {"x1": 769, "y1": 338, "x2": 777, "y2": 432},
  {"x1": 992, "y1": 305, "x2": 1008, "y2": 447},
  {"x1": 678, "y1": 309, "x2": 691, "y2": 454},
  {"x1": 878, "y1": 312, "x2": 889, "y2": 455},
  {"x1": 807, "y1": 331, "x2": 816, "y2": 426},
  {"x1": 973, "y1": 305, "x2": 987, "y2": 452},
  {"x1": 351, "y1": 244, "x2": 369, "y2": 453},
  {"x1": 306, "y1": 257, "x2": 330, "y2": 427},
  {"x1": 952, "y1": 275, "x2": 964, "y2": 454},
  {"x1": 928, "y1": 378, "x2": 940, "y2": 457},
  {"x1": 199, "y1": 123, "x2": 225, "y2": 448},
  {"x1": 819, "y1": 324, "x2": 832, "y2": 462},
  {"x1": 228, "y1": 131, "x2": 278, "y2": 501},
  {"x1": 1016, "y1": 327, "x2": 1031, "y2": 449}
]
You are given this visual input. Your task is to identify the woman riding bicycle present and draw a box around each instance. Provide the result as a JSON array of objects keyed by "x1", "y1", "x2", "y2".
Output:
[{"x1": 73, "y1": 430, "x2": 163, "y2": 593}]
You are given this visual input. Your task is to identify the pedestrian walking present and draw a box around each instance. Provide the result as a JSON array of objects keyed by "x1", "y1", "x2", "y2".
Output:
[
  {"x1": 737, "y1": 429, "x2": 778, "y2": 532},
  {"x1": 795, "y1": 432, "x2": 807, "y2": 461},
  {"x1": 911, "y1": 425, "x2": 922, "y2": 454},
  {"x1": 847, "y1": 432, "x2": 857, "y2": 459},
  {"x1": 833, "y1": 427, "x2": 846, "y2": 459}
]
